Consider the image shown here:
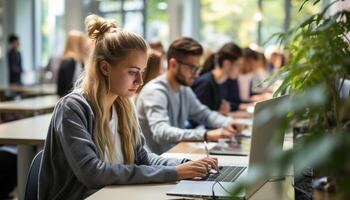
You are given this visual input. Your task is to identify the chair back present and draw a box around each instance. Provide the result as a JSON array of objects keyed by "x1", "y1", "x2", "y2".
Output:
[{"x1": 24, "y1": 151, "x2": 43, "y2": 200}]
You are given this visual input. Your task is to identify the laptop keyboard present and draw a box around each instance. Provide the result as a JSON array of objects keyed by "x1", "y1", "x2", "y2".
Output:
[{"x1": 206, "y1": 166, "x2": 246, "y2": 182}]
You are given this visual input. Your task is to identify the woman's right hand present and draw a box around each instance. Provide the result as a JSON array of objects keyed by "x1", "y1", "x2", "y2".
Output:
[{"x1": 176, "y1": 157, "x2": 218, "y2": 180}]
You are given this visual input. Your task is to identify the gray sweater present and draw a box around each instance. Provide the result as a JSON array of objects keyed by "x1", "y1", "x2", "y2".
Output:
[
  {"x1": 136, "y1": 74, "x2": 232, "y2": 154},
  {"x1": 38, "y1": 91, "x2": 187, "y2": 200}
]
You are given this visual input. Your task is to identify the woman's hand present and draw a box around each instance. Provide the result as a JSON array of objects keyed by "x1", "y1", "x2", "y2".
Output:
[{"x1": 176, "y1": 157, "x2": 218, "y2": 180}]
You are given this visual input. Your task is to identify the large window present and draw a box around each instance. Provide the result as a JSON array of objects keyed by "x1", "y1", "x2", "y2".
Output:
[
  {"x1": 96, "y1": 0, "x2": 146, "y2": 35},
  {"x1": 146, "y1": 0, "x2": 169, "y2": 45},
  {"x1": 200, "y1": 0, "x2": 321, "y2": 50},
  {"x1": 40, "y1": 0, "x2": 65, "y2": 66}
]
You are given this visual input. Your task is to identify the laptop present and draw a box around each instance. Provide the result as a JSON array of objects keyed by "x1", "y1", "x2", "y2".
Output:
[
  {"x1": 166, "y1": 95, "x2": 288, "y2": 199},
  {"x1": 209, "y1": 114, "x2": 254, "y2": 156},
  {"x1": 208, "y1": 137, "x2": 250, "y2": 156}
]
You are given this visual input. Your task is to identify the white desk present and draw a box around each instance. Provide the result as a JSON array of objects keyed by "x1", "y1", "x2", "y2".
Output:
[
  {"x1": 0, "y1": 83, "x2": 56, "y2": 97},
  {"x1": 0, "y1": 95, "x2": 59, "y2": 114},
  {"x1": 0, "y1": 114, "x2": 51, "y2": 200},
  {"x1": 87, "y1": 153, "x2": 294, "y2": 200}
]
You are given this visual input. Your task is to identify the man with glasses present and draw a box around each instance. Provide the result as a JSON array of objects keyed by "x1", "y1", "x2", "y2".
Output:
[{"x1": 136, "y1": 37, "x2": 241, "y2": 154}]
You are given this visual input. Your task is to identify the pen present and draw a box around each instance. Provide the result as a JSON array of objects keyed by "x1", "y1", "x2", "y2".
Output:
[{"x1": 203, "y1": 140, "x2": 209, "y2": 157}]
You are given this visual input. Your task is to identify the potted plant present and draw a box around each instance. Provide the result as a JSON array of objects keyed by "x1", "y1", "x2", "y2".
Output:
[
  {"x1": 231, "y1": 0, "x2": 350, "y2": 199},
  {"x1": 265, "y1": 0, "x2": 350, "y2": 199}
]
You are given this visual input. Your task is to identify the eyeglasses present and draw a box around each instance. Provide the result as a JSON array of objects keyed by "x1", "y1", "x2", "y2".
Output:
[{"x1": 176, "y1": 60, "x2": 202, "y2": 75}]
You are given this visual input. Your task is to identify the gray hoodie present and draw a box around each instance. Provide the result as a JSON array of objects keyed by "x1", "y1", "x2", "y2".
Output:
[{"x1": 38, "y1": 91, "x2": 187, "y2": 200}]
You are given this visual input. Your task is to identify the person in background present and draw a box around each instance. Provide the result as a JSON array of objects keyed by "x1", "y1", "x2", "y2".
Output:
[
  {"x1": 237, "y1": 48, "x2": 259, "y2": 102},
  {"x1": 200, "y1": 48, "x2": 214, "y2": 73},
  {"x1": 265, "y1": 45, "x2": 284, "y2": 75},
  {"x1": 191, "y1": 42, "x2": 244, "y2": 116},
  {"x1": 149, "y1": 40, "x2": 166, "y2": 72},
  {"x1": 136, "y1": 50, "x2": 163, "y2": 94},
  {"x1": 56, "y1": 30, "x2": 90, "y2": 97},
  {"x1": 149, "y1": 40, "x2": 165, "y2": 57},
  {"x1": 39, "y1": 15, "x2": 217, "y2": 200},
  {"x1": 136, "y1": 37, "x2": 243, "y2": 154},
  {"x1": 7, "y1": 34, "x2": 22, "y2": 85},
  {"x1": 251, "y1": 52, "x2": 270, "y2": 94}
]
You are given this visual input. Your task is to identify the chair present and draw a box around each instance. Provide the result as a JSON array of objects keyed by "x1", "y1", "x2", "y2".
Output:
[{"x1": 24, "y1": 151, "x2": 43, "y2": 200}]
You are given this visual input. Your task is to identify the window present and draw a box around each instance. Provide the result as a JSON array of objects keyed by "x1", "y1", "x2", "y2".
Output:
[
  {"x1": 200, "y1": 0, "x2": 322, "y2": 50},
  {"x1": 146, "y1": 0, "x2": 169, "y2": 46}
]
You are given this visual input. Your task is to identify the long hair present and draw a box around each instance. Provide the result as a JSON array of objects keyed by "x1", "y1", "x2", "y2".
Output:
[
  {"x1": 63, "y1": 30, "x2": 86, "y2": 62},
  {"x1": 76, "y1": 14, "x2": 147, "y2": 164},
  {"x1": 137, "y1": 50, "x2": 162, "y2": 93},
  {"x1": 241, "y1": 48, "x2": 259, "y2": 74},
  {"x1": 200, "y1": 42, "x2": 242, "y2": 76}
]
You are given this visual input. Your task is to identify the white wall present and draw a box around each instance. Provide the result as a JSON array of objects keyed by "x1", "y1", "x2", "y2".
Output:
[
  {"x1": 169, "y1": 0, "x2": 201, "y2": 42},
  {"x1": 64, "y1": 0, "x2": 84, "y2": 32},
  {"x1": 15, "y1": 0, "x2": 34, "y2": 84},
  {"x1": 0, "y1": 0, "x2": 14, "y2": 85}
]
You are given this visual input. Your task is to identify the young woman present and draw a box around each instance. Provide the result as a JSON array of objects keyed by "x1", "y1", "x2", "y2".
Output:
[
  {"x1": 39, "y1": 15, "x2": 217, "y2": 200},
  {"x1": 192, "y1": 42, "x2": 244, "y2": 116},
  {"x1": 136, "y1": 50, "x2": 163, "y2": 94},
  {"x1": 56, "y1": 30, "x2": 90, "y2": 97}
]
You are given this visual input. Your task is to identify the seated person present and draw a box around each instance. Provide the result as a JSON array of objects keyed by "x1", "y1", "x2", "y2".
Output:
[
  {"x1": 238, "y1": 48, "x2": 259, "y2": 102},
  {"x1": 39, "y1": 15, "x2": 217, "y2": 200},
  {"x1": 136, "y1": 50, "x2": 163, "y2": 94},
  {"x1": 192, "y1": 42, "x2": 244, "y2": 116},
  {"x1": 136, "y1": 37, "x2": 242, "y2": 154},
  {"x1": 56, "y1": 30, "x2": 90, "y2": 97},
  {"x1": 251, "y1": 52, "x2": 270, "y2": 94}
]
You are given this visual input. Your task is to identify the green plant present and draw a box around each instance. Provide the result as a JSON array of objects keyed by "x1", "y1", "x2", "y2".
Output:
[
  {"x1": 268, "y1": 0, "x2": 350, "y2": 196},
  {"x1": 232, "y1": 0, "x2": 350, "y2": 198}
]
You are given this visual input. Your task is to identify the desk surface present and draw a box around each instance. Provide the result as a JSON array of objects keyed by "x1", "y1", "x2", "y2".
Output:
[
  {"x1": 87, "y1": 153, "x2": 294, "y2": 200},
  {"x1": 0, "y1": 84, "x2": 56, "y2": 96},
  {"x1": 0, "y1": 113, "x2": 51, "y2": 145},
  {"x1": 0, "y1": 95, "x2": 59, "y2": 112}
]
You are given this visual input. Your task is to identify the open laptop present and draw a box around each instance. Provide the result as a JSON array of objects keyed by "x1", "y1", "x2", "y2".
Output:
[
  {"x1": 209, "y1": 110, "x2": 254, "y2": 156},
  {"x1": 166, "y1": 95, "x2": 288, "y2": 199},
  {"x1": 208, "y1": 138, "x2": 250, "y2": 156}
]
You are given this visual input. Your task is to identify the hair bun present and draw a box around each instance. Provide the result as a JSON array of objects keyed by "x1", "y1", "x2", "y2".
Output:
[{"x1": 85, "y1": 14, "x2": 118, "y2": 40}]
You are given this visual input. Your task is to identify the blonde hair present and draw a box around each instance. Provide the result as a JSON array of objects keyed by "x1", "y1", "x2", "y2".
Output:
[
  {"x1": 63, "y1": 30, "x2": 86, "y2": 62},
  {"x1": 76, "y1": 14, "x2": 147, "y2": 164}
]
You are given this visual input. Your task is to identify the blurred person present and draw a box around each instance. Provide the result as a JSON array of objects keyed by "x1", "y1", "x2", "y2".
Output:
[
  {"x1": 251, "y1": 52, "x2": 270, "y2": 94},
  {"x1": 238, "y1": 48, "x2": 259, "y2": 102},
  {"x1": 199, "y1": 48, "x2": 214, "y2": 74},
  {"x1": 136, "y1": 37, "x2": 244, "y2": 154},
  {"x1": 265, "y1": 45, "x2": 284, "y2": 74},
  {"x1": 149, "y1": 40, "x2": 165, "y2": 57},
  {"x1": 39, "y1": 15, "x2": 218, "y2": 200},
  {"x1": 56, "y1": 30, "x2": 89, "y2": 97},
  {"x1": 192, "y1": 42, "x2": 244, "y2": 116},
  {"x1": 149, "y1": 40, "x2": 166, "y2": 72},
  {"x1": 7, "y1": 34, "x2": 22, "y2": 85},
  {"x1": 136, "y1": 50, "x2": 163, "y2": 94}
]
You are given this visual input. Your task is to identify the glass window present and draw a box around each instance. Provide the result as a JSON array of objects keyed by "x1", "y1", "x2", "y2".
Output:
[
  {"x1": 124, "y1": 0, "x2": 144, "y2": 11},
  {"x1": 99, "y1": 1, "x2": 122, "y2": 13},
  {"x1": 124, "y1": 12, "x2": 144, "y2": 35},
  {"x1": 201, "y1": 0, "x2": 322, "y2": 49},
  {"x1": 40, "y1": 0, "x2": 65, "y2": 66},
  {"x1": 103, "y1": 13, "x2": 123, "y2": 26},
  {"x1": 96, "y1": 0, "x2": 146, "y2": 36},
  {"x1": 146, "y1": 0, "x2": 169, "y2": 45},
  {"x1": 201, "y1": 0, "x2": 257, "y2": 50}
]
